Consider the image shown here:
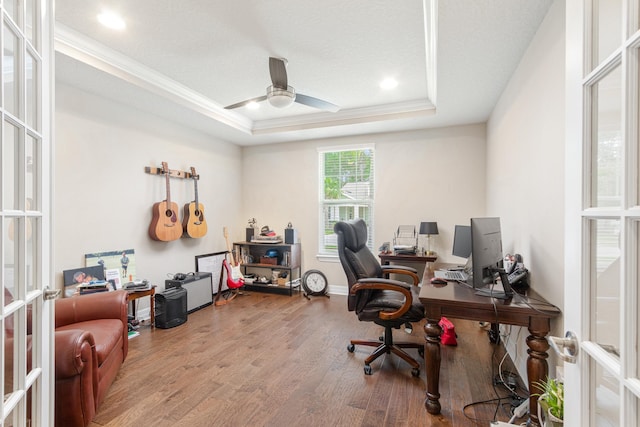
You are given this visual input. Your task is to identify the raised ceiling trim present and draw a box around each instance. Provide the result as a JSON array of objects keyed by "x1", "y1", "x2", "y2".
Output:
[
  {"x1": 55, "y1": 24, "x2": 253, "y2": 133},
  {"x1": 54, "y1": 11, "x2": 437, "y2": 137}
]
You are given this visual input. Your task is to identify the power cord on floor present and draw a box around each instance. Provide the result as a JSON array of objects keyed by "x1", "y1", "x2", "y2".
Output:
[{"x1": 462, "y1": 323, "x2": 529, "y2": 424}]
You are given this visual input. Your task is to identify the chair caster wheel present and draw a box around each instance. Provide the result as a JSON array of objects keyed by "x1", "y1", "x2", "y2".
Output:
[
  {"x1": 379, "y1": 335, "x2": 383, "y2": 342},
  {"x1": 347, "y1": 344, "x2": 355, "y2": 353},
  {"x1": 364, "y1": 365, "x2": 373, "y2": 375},
  {"x1": 411, "y1": 368, "x2": 420, "y2": 377}
]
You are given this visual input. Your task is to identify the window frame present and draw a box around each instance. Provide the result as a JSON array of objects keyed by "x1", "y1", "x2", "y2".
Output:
[{"x1": 317, "y1": 144, "x2": 375, "y2": 256}]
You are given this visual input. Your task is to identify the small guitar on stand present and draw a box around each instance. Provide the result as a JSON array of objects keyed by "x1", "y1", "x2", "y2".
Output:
[
  {"x1": 215, "y1": 227, "x2": 246, "y2": 306},
  {"x1": 149, "y1": 162, "x2": 183, "y2": 242},
  {"x1": 183, "y1": 167, "x2": 208, "y2": 238}
]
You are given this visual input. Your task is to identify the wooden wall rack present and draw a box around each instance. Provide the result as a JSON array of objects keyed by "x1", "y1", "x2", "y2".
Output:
[{"x1": 145, "y1": 165, "x2": 198, "y2": 179}]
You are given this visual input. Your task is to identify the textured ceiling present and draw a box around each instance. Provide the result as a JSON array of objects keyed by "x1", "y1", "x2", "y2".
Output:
[{"x1": 55, "y1": 0, "x2": 554, "y2": 146}]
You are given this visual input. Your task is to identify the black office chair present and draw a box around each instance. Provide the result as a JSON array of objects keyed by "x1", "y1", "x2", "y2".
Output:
[{"x1": 334, "y1": 219, "x2": 425, "y2": 376}]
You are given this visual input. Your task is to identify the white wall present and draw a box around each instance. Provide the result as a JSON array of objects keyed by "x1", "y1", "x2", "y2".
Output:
[
  {"x1": 55, "y1": 84, "x2": 243, "y2": 314},
  {"x1": 487, "y1": 0, "x2": 565, "y2": 376},
  {"x1": 242, "y1": 124, "x2": 487, "y2": 291},
  {"x1": 55, "y1": 83, "x2": 486, "y2": 309}
]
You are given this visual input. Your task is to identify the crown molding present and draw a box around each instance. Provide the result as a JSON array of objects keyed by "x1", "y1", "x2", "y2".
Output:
[
  {"x1": 54, "y1": 17, "x2": 437, "y2": 137},
  {"x1": 55, "y1": 24, "x2": 253, "y2": 133}
]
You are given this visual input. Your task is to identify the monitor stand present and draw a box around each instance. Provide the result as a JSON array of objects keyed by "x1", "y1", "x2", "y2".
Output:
[
  {"x1": 474, "y1": 288, "x2": 511, "y2": 300},
  {"x1": 474, "y1": 269, "x2": 514, "y2": 300}
]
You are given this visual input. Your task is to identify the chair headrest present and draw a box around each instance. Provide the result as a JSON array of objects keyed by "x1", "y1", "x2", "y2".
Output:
[{"x1": 334, "y1": 219, "x2": 368, "y2": 251}]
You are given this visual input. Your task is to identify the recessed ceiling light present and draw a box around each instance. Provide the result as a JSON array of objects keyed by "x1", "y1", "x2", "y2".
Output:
[
  {"x1": 97, "y1": 11, "x2": 126, "y2": 31},
  {"x1": 246, "y1": 101, "x2": 260, "y2": 110},
  {"x1": 380, "y1": 78, "x2": 398, "y2": 90}
]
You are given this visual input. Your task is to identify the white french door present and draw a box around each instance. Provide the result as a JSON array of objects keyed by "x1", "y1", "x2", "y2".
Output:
[
  {"x1": 565, "y1": 0, "x2": 640, "y2": 425},
  {"x1": 1, "y1": 1, "x2": 53, "y2": 426}
]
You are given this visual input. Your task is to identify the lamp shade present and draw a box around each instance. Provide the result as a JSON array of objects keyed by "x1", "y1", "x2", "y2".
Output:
[{"x1": 419, "y1": 221, "x2": 439, "y2": 235}]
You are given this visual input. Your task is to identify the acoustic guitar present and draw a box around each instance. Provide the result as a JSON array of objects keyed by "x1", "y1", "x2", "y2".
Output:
[
  {"x1": 183, "y1": 167, "x2": 207, "y2": 238},
  {"x1": 149, "y1": 162, "x2": 183, "y2": 241}
]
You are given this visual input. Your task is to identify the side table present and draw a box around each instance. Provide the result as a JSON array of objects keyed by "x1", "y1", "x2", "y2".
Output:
[{"x1": 127, "y1": 286, "x2": 156, "y2": 327}]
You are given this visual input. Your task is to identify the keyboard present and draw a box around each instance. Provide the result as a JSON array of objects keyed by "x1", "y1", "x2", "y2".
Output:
[{"x1": 434, "y1": 269, "x2": 469, "y2": 281}]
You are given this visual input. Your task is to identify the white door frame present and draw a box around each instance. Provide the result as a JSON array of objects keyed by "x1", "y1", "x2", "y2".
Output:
[{"x1": 565, "y1": 0, "x2": 640, "y2": 425}]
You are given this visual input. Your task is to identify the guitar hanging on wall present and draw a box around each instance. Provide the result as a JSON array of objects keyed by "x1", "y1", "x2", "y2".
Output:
[
  {"x1": 183, "y1": 167, "x2": 207, "y2": 238},
  {"x1": 149, "y1": 162, "x2": 183, "y2": 241}
]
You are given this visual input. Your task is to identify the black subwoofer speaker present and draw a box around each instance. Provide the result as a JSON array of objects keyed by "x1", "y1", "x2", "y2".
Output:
[{"x1": 154, "y1": 287, "x2": 187, "y2": 329}]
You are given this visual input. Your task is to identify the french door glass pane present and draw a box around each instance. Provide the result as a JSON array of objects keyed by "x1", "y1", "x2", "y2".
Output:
[
  {"x1": 4, "y1": 0, "x2": 17, "y2": 24},
  {"x1": 26, "y1": 220, "x2": 36, "y2": 292},
  {"x1": 3, "y1": 121, "x2": 18, "y2": 210},
  {"x1": 594, "y1": 362, "x2": 620, "y2": 426},
  {"x1": 26, "y1": 50, "x2": 37, "y2": 128},
  {"x1": 591, "y1": 219, "x2": 620, "y2": 357},
  {"x1": 637, "y1": 220, "x2": 640, "y2": 377},
  {"x1": 26, "y1": 134, "x2": 38, "y2": 210},
  {"x1": 4, "y1": 311, "x2": 17, "y2": 397},
  {"x1": 591, "y1": 66, "x2": 622, "y2": 208},
  {"x1": 26, "y1": 0, "x2": 36, "y2": 47},
  {"x1": 594, "y1": 0, "x2": 622, "y2": 68},
  {"x1": 3, "y1": 24, "x2": 19, "y2": 118}
]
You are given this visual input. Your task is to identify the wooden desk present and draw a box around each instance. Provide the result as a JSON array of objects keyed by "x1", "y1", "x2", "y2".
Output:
[
  {"x1": 419, "y1": 266, "x2": 560, "y2": 427},
  {"x1": 378, "y1": 253, "x2": 437, "y2": 265},
  {"x1": 127, "y1": 286, "x2": 156, "y2": 327}
]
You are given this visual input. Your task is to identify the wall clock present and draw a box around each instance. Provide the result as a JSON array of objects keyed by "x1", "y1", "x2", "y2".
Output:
[{"x1": 301, "y1": 269, "x2": 329, "y2": 299}]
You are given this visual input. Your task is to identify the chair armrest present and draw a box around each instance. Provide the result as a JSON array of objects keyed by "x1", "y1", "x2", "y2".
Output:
[
  {"x1": 54, "y1": 329, "x2": 98, "y2": 382},
  {"x1": 381, "y1": 266, "x2": 420, "y2": 285},
  {"x1": 55, "y1": 290, "x2": 128, "y2": 328},
  {"x1": 351, "y1": 278, "x2": 413, "y2": 321}
]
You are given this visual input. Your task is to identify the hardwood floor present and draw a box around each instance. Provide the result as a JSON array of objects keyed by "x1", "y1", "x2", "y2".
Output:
[{"x1": 89, "y1": 292, "x2": 529, "y2": 427}]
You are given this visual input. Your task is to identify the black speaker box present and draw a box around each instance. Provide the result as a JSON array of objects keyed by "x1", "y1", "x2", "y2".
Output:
[
  {"x1": 155, "y1": 287, "x2": 187, "y2": 329},
  {"x1": 246, "y1": 227, "x2": 254, "y2": 242},
  {"x1": 285, "y1": 228, "x2": 298, "y2": 244}
]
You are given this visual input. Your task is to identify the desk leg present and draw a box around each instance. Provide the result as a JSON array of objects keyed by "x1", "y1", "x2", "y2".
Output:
[
  {"x1": 526, "y1": 320, "x2": 551, "y2": 427},
  {"x1": 423, "y1": 318, "x2": 442, "y2": 414}
]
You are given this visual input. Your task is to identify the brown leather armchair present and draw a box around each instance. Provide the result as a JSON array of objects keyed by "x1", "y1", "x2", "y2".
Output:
[
  {"x1": 334, "y1": 219, "x2": 425, "y2": 376},
  {"x1": 55, "y1": 290, "x2": 129, "y2": 427}
]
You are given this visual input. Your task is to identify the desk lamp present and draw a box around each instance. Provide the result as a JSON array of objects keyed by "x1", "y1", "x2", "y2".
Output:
[{"x1": 419, "y1": 222, "x2": 439, "y2": 256}]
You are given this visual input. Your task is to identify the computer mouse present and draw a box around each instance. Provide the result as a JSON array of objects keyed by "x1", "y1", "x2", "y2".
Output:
[{"x1": 430, "y1": 277, "x2": 448, "y2": 285}]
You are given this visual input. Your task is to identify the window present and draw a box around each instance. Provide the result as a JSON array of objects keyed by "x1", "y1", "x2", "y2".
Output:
[{"x1": 318, "y1": 145, "x2": 375, "y2": 254}]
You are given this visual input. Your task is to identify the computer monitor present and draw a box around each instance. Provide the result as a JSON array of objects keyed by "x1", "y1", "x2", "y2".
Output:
[
  {"x1": 452, "y1": 225, "x2": 472, "y2": 259},
  {"x1": 470, "y1": 217, "x2": 504, "y2": 290}
]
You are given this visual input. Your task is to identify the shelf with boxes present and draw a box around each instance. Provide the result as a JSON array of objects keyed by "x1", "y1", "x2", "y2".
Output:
[{"x1": 234, "y1": 241, "x2": 301, "y2": 296}]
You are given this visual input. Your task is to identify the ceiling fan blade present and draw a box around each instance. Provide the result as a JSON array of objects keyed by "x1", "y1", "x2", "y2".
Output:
[
  {"x1": 269, "y1": 57, "x2": 288, "y2": 89},
  {"x1": 224, "y1": 95, "x2": 267, "y2": 110},
  {"x1": 295, "y1": 93, "x2": 340, "y2": 113}
]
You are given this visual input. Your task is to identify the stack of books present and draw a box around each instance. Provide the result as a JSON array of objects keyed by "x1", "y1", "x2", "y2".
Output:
[
  {"x1": 251, "y1": 235, "x2": 282, "y2": 243},
  {"x1": 123, "y1": 280, "x2": 151, "y2": 291},
  {"x1": 78, "y1": 281, "x2": 110, "y2": 295}
]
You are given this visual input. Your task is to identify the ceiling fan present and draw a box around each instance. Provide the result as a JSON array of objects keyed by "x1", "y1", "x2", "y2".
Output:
[{"x1": 224, "y1": 57, "x2": 340, "y2": 113}]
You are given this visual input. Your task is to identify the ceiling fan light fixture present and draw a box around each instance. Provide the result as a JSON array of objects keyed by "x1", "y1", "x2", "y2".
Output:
[{"x1": 267, "y1": 85, "x2": 296, "y2": 108}]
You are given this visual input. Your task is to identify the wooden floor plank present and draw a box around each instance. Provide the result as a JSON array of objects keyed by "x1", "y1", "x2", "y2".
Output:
[{"x1": 89, "y1": 292, "x2": 528, "y2": 427}]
